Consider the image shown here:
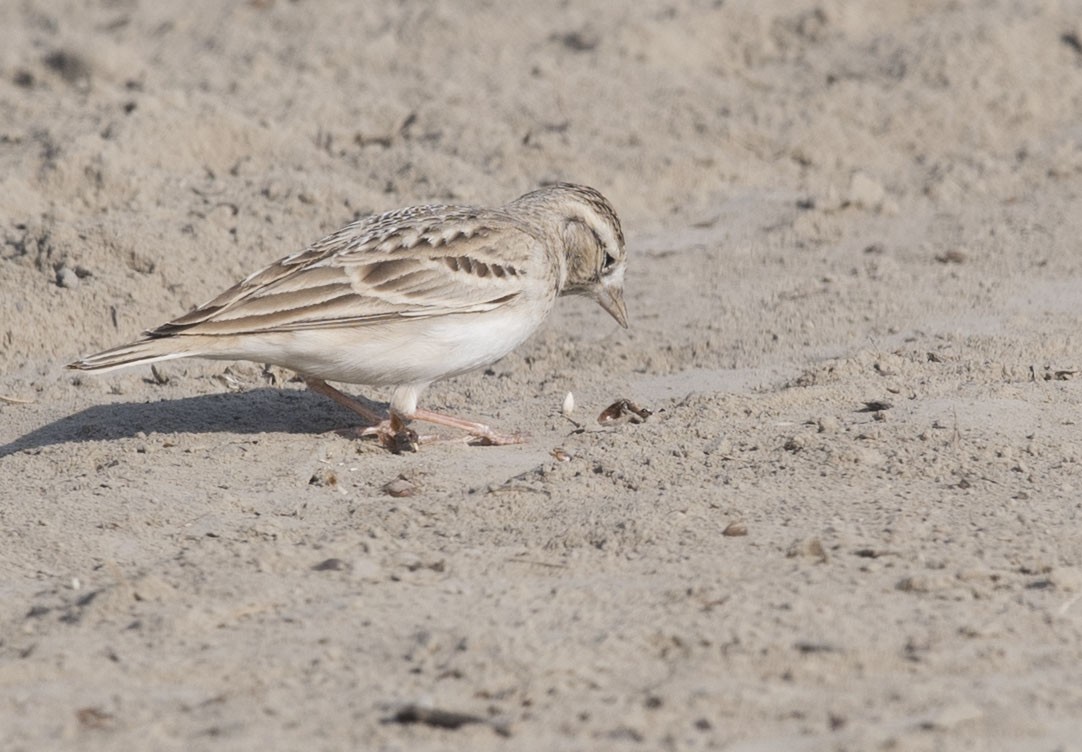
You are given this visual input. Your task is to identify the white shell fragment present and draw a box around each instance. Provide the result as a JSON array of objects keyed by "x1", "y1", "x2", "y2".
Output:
[{"x1": 562, "y1": 392, "x2": 575, "y2": 417}]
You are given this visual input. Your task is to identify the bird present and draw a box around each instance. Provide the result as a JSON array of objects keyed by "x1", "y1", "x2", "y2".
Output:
[{"x1": 69, "y1": 182, "x2": 628, "y2": 450}]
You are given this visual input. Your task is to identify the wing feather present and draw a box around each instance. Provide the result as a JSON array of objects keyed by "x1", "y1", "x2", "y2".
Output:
[{"x1": 149, "y1": 208, "x2": 535, "y2": 339}]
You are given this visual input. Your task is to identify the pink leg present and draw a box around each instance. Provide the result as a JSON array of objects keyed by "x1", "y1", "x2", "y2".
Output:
[
  {"x1": 304, "y1": 378, "x2": 384, "y2": 424},
  {"x1": 304, "y1": 378, "x2": 521, "y2": 449},
  {"x1": 410, "y1": 407, "x2": 526, "y2": 446},
  {"x1": 304, "y1": 378, "x2": 419, "y2": 451}
]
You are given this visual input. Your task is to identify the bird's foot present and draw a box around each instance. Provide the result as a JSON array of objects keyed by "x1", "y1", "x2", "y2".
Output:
[
  {"x1": 306, "y1": 378, "x2": 525, "y2": 450},
  {"x1": 410, "y1": 408, "x2": 527, "y2": 446},
  {"x1": 359, "y1": 415, "x2": 421, "y2": 454},
  {"x1": 459, "y1": 427, "x2": 527, "y2": 446}
]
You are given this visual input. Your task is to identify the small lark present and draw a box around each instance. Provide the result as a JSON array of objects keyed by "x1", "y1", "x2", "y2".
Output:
[{"x1": 70, "y1": 183, "x2": 628, "y2": 449}]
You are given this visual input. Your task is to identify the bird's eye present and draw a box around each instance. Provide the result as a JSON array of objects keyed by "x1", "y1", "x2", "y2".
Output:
[{"x1": 603, "y1": 252, "x2": 616, "y2": 270}]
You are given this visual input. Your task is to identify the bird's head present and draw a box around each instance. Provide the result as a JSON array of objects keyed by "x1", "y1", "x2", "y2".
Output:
[{"x1": 515, "y1": 182, "x2": 628, "y2": 328}]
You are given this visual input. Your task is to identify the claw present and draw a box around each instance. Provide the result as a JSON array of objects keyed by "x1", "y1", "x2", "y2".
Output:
[
  {"x1": 360, "y1": 417, "x2": 420, "y2": 454},
  {"x1": 468, "y1": 430, "x2": 527, "y2": 446},
  {"x1": 305, "y1": 379, "x2": 524, "y2": 451}
]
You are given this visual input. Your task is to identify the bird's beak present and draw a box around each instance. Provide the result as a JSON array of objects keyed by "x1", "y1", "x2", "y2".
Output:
[{"x1": 597, "y1": 282, "x2": 629, "y2": 328}]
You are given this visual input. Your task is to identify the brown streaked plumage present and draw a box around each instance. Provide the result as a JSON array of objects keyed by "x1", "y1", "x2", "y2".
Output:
[{"x1": 69, "y1": 183, "x2": 628, "y2": 449}]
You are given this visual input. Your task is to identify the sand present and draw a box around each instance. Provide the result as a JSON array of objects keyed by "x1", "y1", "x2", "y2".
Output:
[{"x1": 3, "y1": 1, "x2": 1082, "y2": 749}]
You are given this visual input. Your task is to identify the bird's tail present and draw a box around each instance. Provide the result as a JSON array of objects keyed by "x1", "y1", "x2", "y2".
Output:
[{"x1": 68, "y1": 337, "x2": 198, "y2": 373}]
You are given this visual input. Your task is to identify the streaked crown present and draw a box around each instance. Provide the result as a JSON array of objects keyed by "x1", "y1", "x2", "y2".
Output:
[{"x1": 507, "y1": 182, "x2": 628, "y2": 327}]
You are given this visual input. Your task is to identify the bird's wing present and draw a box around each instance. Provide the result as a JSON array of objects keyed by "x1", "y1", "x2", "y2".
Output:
[{"x1": 149, "y1": 206, "x2": 538, "y2": 338}]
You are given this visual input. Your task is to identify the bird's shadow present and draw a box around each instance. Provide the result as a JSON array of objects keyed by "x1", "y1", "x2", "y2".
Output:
[{"x1": 0, "y1": 388, "x2": 376, "y2": 458}]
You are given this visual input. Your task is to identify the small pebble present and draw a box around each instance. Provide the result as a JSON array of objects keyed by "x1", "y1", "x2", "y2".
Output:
[
  {"x1": 383, "y1": 476, "x2": 417, "y2": 497},
  {"x1": 935, "y1": 248, "x2": 968, "y2": 264},
  {"x1": 722, "y1": 521, "x2": 747, "y2": 537},
  {"x1": 817, "y1": 416, "x2": 840, "y2": 433},
  {"x1": 309, "y1": 468, "x2": 338, "y2": 487},
  {"x1": 56, "y1": 267, "x2": 80, "y2": 289},
  {"x1": 312, "y1": 558, "x2": 349, "y2": 572},
  {"x1": 787, "y1": 538, "x2": 828, "y2": 562},
  {"x1": 598, "y1": 398, "x2": 652, "y2": 425},
  {"x1": 551, "y1": 447, "x2": 572, "y2": 462}
]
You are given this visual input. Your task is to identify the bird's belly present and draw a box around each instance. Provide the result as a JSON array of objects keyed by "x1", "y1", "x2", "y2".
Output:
[{"x1": 229, "y1": 308, "x2": 546, "y2": 386}]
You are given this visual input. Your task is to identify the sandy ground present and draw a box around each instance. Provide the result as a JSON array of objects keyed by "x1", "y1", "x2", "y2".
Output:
[{"x1": 3, "y1": 0, "x2": 1082, "y2": 749}]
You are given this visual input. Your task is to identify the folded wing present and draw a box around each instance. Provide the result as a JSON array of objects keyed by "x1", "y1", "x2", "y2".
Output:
[{"x1": 149, "y1": 207, "x2": 532, "y2": 339}]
